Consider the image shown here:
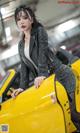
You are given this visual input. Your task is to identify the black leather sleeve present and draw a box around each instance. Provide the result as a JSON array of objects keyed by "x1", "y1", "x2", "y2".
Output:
[
  {"x1": 18, "y1": 42, "x2": 29, "y2": 89},
  {"x1": 19, "y1": 59, "x2": 29, "y2": 89},
  {"x1": 37, "y1": 26, "x2": 49, "y2": 77}
]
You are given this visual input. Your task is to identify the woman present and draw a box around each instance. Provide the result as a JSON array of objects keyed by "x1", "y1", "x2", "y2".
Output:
[
  {"x1": 11, "y1": 5, "x2": 49, "y2": 97},
  {"x1": 12, "y1": 5, "x2": 76, "y2": 98}
]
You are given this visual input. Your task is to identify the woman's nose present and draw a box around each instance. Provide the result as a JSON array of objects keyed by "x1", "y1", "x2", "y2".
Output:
[{"x1": 20, "y1": 19, "x2": 24, "y2": 24}]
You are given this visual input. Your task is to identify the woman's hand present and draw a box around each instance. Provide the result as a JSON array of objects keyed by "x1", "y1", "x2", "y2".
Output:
[
  {"x1": 34, "y1": 76, "x2": 46, "y2": 88},
  {"x1": 11, "y1": 88, "x2": 24, "y2": 98}
]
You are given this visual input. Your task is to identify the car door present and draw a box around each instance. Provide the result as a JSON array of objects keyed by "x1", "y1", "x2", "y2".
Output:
[{"x1": 0, "y1": 74, "x2": 66, "y2": 133}]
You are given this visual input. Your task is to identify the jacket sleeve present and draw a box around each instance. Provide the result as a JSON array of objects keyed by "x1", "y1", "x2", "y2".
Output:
[
  {"x1": 18, "y1": 42, "x2": 29, "y2": 89},
  {"x1": 19, "y1": 59, "x2": 29, "y2": 89},
  {"x1": 37, "y1": 26, "x2": 49, "y2": 77}
]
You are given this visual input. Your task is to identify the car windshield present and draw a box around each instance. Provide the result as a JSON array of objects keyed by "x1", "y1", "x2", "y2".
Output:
[{"x1": 0, "y1": 72, "x2": 10, "y2": 89}]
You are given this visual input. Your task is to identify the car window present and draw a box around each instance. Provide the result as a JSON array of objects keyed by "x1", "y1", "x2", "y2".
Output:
[
  {"x1": 2, "y1": 72, "x2": 20, "y2": 102},
  {"x1": 0, "y1": 72, "x2": 10, "y2": 89}
]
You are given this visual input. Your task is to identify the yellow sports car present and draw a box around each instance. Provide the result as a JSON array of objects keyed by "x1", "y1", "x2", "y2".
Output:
[{"x1": 0, "y1": 58, "x2": 80, "y2": 133}]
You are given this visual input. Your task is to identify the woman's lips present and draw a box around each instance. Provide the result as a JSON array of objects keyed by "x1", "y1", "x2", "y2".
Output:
[{"x1": 21, "y1": 25, "x2": 26, "y2": 29}]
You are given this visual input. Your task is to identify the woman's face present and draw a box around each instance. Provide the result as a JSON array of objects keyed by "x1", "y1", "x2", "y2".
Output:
[{"x1": 16, "y1": 11, "x2": 33, "y2": 32}]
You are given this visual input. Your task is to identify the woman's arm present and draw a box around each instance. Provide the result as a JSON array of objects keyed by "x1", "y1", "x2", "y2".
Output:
[
  {"x1": 18, "y1": 42, "x2": 29, "y2": 89},
  {"x1": 34, "y1": 26, "x2": 49, "y2": 88},
  {"x1": 37, "y1": 26, "x2": 49, "y2": 77},
  {"x1": 19, "y1": 59, "x2": 29, "y2": 89},
  {"x1": 11, "y1": 41, "x2": 30, "y2": 98}
]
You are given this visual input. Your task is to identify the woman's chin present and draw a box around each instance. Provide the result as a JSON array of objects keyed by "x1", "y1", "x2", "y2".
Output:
[
  {"x1": 20, "y1": 27, "x2": 30, "y2": 33},
  {"x1": 20, "y1": 28, "x2": 27, "y2": 32},
  {"x1": 21, "y1": 29, "x2": 26, "y2": 32}
]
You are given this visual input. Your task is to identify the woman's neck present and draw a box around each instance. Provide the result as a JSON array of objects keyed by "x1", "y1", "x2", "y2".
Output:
[
  {"x1": 24, "y1": 26, "x2": 32, "y2": 40},
  {"x1": 24, "y1": 30, "x2": 31, "y2": 40}
]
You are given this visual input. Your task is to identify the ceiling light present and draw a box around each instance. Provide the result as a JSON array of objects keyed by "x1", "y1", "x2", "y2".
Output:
[
  {"x1": 5, "y1": 27, "x2": 11, "y2": 37},
  {"x1": 60, "y1": 45, "x2": 66, "y2": 49},
  {"x1": 56, "y1": 20, "x2": 78, "y2": 32},
  {"x1": 5, "y1": 27, "x2": 12, "y2": 41},
  {"x1": 0, "y1": 8, "x2": 6, "y2": 15}
]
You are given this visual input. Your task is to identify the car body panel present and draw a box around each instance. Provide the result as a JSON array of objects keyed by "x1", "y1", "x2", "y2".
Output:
[
  {"x1": 71, "y1": 59, "x2": 80, "y2": 112},
  {"x1": 0, "y1": 75, "x2": 66, "y2": 133},
  {"x1": 0, "y1": 58, "x2": 80, "y2": 133},
  {"x1": 0, "y1": 69, "x2": 16, "y2": 97}
]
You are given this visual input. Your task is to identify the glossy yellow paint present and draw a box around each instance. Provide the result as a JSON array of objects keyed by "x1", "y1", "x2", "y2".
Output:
[
  {"x1": 71, "y1": 59, "x2": 80, "y2": 112},
  {"x1": 0, "y1": 75, "x2": 66, "y2": 133},
  {"x1": 0, "y1": 59, "x2": 80, "y2": 133},
  {"x1": 0, "y1": 69, "x2": 16, "y2": 97},
  {"x1": 55, "y1": 81, "x2": 76, "y2": 133}
]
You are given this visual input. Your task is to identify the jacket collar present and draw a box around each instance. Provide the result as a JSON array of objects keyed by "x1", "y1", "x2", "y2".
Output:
[
  {"x1": 20, "y1": 22, "x2": 42, "y2": 56},
  {"x1": 29, "y1": 35, "x2": 36, "y2": 56},
  {"x1": 20, "y1": 32, "x2": 36, "y2": 57}
]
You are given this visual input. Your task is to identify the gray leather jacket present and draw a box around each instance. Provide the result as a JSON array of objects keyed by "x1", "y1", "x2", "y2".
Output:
[{"x1": 18, "y1": 23, "x2": 49, "y2": 89}]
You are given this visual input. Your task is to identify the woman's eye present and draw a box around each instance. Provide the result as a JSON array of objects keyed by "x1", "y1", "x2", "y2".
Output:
[
  {"x1": 23, "y1": 16, "x2": 28, "y2": 19},
  {"x1": 17, "y1": 18, "x2": 20, "y2": 21},
  {"x1": 16, "y1": 16, "x2": 28, "y2": 21}
]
